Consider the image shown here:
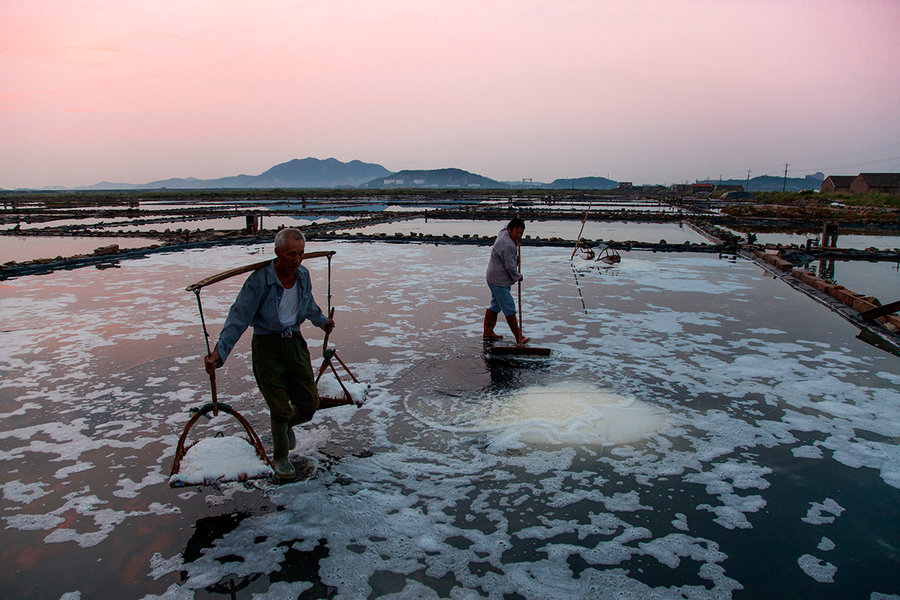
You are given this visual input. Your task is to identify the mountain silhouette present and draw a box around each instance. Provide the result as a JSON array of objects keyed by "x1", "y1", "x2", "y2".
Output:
[
  {"x1": 546, "y1": 176, "x2": 618, "y2": 190},
  {"x1": 361, "y1": 168, "x2": 504, "y2": 189},
  {"x1": 65, "y1": 158, "x2": 827, "y2": 192},
  {"x1": 84, "y1": 157, "x2": 391, "y2": 190}
]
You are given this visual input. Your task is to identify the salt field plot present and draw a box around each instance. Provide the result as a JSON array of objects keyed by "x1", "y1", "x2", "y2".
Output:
[
  {"x1": 92, "y1": 214, "x2": 351, "y2": 233},
  {"x1": 0, "y1": 235, "x2": 161, "y2": 262},
  {"x1": 724, "y1": 229, "x2": 900, "y2": 250},
  {"x1": 814, "y1": 260, "x2": 900, "y2": 303},
  {"x1": 343, "y1": 218, "x2": 709, "y2": 244},
  {"x1": 0, "y1": 241, "x2": 898, "y2": 599}
]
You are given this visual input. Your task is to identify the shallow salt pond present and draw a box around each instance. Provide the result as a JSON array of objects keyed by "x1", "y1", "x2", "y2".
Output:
[
  {"x1": 0, "y1": 235, "x2": 162, "y2": 262},
  {"x1": 0, "y1": 240, "x2": 898, "y2": 599},
  {"x1": 727, "y1": 228, "x2": 900, "y2": 251},
  {"x1": 807, "y1": 260, "x2": 900, "y2": 304},
  {"x1": 342, "y1": 218, "x2": 708, "y2": 244},
  {"x1": 94, "y1": 214, "x2": 353, "y2": 233}
]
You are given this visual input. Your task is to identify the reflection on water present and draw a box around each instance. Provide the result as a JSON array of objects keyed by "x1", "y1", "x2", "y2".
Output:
[
  {"x1": 732, "y1": 229, "x2": 900, "y2": 251},
  {"x1": 815, "y1": 260, "x2": 899, "y2": 302},
  {"x1": 0, "y1": 214, "x2": 353, "y2": 234},
  {"x1": 0, "y1": 235, "x2": 161, "y2": 262}
]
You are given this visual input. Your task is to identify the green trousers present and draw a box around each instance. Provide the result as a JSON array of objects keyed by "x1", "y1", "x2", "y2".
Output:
[{"x1": 251, "y1": 333, "x2": 319, "y2": 426}]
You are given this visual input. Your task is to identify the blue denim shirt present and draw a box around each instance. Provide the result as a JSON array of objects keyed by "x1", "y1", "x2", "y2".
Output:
[{"x1": 215, "y1": 260, "x2": 328, "y2": 365}]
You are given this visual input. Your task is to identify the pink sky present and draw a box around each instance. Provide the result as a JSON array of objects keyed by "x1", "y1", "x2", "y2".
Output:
[{"x1": 1, "y1": 0, "x2": 898, "y2": 188}]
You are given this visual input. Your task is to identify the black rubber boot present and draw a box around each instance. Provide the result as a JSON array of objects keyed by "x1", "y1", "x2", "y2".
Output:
[
  {"x1": 287, "y1": 406, "x2": 301, "y2": 450},
  {"x1": 271, "y1": 423, "x2": 296, "y2": 480}
]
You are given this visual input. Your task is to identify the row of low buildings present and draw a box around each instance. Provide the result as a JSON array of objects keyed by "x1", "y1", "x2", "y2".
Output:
[{"x1": 821, "y1": 173, "x2": 900, "y2": 194}]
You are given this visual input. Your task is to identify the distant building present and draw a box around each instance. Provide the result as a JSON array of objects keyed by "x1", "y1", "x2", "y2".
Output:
[
  {"x1": 720, "y1": 190, "x2": 755, "y2": 200},
  {"x1": 691, "y1": 183, "x2": 714, "y2": 195},
  {"x1": 849, "y1": 173, "x2": 900, "y2": 194},
  {"x1": 820, "y1": 175, "x2": 855, "y2": 193},
  {"x1": 635, "y1": 184, "x2": 668, "y2": 194},
  {"x1": 616, "y1": 182, "x2": 633, "y2": 192},
  {"x1": 690, "y1": 182, "x2": 743, "y2": 195}
]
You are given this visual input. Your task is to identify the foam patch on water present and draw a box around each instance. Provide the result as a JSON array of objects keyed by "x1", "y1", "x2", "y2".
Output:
[
  {"x1": 798, "y1": 554, "x2": 837, "y2": 582},
  {"x1": 483, "y1": 381, "x2": 667, "y2": 447}
]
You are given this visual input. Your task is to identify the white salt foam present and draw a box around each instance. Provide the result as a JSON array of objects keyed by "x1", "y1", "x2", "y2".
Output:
[
  {"x1": 318, "y1": 373, "x2": 369, "y2": 405},
  {"x1": 484, "y1": 381, "x2": 667, "y2": 446},
  {"x1": 169, "y1": 436, "x2": 273, "y2": 486}
]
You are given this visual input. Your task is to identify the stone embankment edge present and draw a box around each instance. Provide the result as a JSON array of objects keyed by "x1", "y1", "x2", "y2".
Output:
[{"x1": 748, "y1": 248, "x2": 900, "y2": 351}]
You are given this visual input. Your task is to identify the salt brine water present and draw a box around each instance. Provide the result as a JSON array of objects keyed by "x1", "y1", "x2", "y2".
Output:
[{"x1": 0, "y1": 240, "x2": 898, "y2": 599}]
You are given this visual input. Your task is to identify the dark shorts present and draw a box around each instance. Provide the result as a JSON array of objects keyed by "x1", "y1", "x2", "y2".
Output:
[{"x1": 251, "y1": 333, "x2": 319, "y2": 426}]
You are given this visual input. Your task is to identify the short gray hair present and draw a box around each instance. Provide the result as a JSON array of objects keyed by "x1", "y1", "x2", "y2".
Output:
[{"x1": 274, "y1": 228, "x2": 305, "y2": 250}]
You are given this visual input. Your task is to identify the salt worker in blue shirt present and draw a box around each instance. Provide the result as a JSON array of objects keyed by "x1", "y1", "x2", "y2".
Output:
[
  {"x1": 205, "y1": 228, "x2": 335, "y2": 480},
  {"x1": 483, "y1": 217, "x2": 530, "y2": 346}
]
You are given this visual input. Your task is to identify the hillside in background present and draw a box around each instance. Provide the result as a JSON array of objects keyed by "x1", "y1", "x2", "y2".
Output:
[
  {"x1": 698, "y1": 172, "x2": 826, "y2": 192},
  {"x1": 83, "y1": 158, "x2": 391, "y2": 190},
  {"x1": 10, "y1": 157, "x2": 834, "y2": 192},
  {"x1": 545, "y1": 176, "x2": 619, "y2": 190},
  {"x1": 360, "y1": 168, "x2": 504, "y2": 189}
]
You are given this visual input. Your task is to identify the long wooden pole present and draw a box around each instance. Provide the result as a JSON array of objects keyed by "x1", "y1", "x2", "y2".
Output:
[
  {"x1": 570, "y1": 200, "x2": 593, "y2": 260},
  {"x1": 186, "y1": 250, "x2": 336, "y2": 292},
  {"x1": 517, "y1": 242, "x2": 523, "y2": 335}
]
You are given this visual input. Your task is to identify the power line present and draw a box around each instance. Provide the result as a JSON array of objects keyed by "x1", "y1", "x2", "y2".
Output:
[
  {"x1": 710, "y1": 153, "x2": 900, "y2": 183},
  {"x1": 795, "y1": 155, "x2": 900, "y2": 174}
]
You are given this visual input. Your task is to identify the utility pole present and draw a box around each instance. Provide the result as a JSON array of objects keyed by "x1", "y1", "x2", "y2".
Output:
[
  {"x1": 746, "y1": 170, "x2": 751, "y2": 191},
  {"x1": 783, "y1": 163, "x2": 789, "y2": 192}
]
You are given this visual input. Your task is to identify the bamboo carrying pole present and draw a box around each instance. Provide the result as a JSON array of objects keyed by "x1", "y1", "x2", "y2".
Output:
[
  {"x1": 185, "y1": 250, "x2": 336, "y2": 292},
  {"x1": 185, "y1": 250, "x2": 338, "y2": 413}
]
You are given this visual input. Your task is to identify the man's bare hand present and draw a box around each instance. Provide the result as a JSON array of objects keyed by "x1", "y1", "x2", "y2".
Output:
[
  {"x1": 204, "y1": 348, "x2": 221, "y2": 374},
  {"x1": 321, "y1": 318, "x2": 335, "y2": 334}
]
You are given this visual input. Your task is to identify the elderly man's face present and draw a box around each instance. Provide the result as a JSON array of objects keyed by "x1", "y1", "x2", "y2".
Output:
[
  {"x1": 508, "y1": 226, "x2": 525, "y2": 244},
  {"x1": 275, "y1": 237, "x2": 305, "y2": 277}
]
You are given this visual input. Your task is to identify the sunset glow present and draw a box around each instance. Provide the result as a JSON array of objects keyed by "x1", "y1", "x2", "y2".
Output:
[{"x1": 1, "y1": 0, "x2": 898, "y2": 188}]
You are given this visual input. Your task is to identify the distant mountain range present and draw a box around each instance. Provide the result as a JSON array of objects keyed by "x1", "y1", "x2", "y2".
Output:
[
  {"x1": 82, "y1": 158, "x2": 614, "y2": 191},
  {"x1": 85, "y1": 158, "x2": 392, "y2": 190},
  {"x1": 545, "y1": 176, "x2": 619, "y2": 190},
  {"x1": 27, "y1": 157, "x2": 823, "y2": 192},
  {"x1": 361, "y1": 168, "x2": 503, "y2": 189}
]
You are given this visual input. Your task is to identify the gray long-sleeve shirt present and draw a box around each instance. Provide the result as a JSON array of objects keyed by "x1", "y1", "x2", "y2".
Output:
[
  {"x1": 485, "y1": 228, "x2": 521, "y2": 286},
  {"x1": 215, "y1": 261, "x2": 328, "y2": 365}
]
